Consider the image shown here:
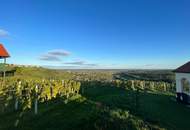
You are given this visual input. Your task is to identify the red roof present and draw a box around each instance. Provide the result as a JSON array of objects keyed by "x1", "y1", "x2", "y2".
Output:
[
  {"x1": 174, "y1": 61, "x2": 190, "y2": 73},
  {"x1": 0, "y1": 44, "x2": 10, "y2": 58}
]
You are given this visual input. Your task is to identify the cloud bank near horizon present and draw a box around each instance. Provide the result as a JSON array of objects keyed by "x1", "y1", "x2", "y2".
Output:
[{"x1": 39, "y1": 49, "x2": 98, "y2": 67}]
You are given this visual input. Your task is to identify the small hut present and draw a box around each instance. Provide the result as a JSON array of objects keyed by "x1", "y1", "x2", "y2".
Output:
[
  {"x1": 0, "y1": 43, "x2": 15, "y2": 77},
  {"x1": 174, "y1": 61, "x2": 190, "y2": 104},
  {"x1": 0, "y1": 44, "x2": 10, "y2": 63}
]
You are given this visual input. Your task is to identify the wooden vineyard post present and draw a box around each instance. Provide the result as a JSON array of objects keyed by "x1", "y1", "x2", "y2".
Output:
[
  {"x1": 77, "y1": 82, "x2": 81, "y2": 95},
  {"x1": 50, "y1": 83, "x2": 53, "y2": 99},
  {"x1": 66, "y1": 88, "x2": 69, "y2": 99},
  {"x1": 34, "y1": 85, "x2": 38, "y2": 115},
  {"x1": 15, "y1": 99, "x2": 18, "y2": 111},
  {"x1": 15, "y1": 81, "x2": 21, "y2": 111},
  {"x1": 151, "y1": 82, "x2": 155, "y2": 90},
  {"x1": 131, "y1": 80, "x2": 135, "y2": 90},
  {"x1": 140, "y1": 81, "x2": 144, "y2": 90},
  {"x1": 62, "y1": 80, "x2": 64, "y2": 86},
  {"x1": 163, "y1": 83, "x2": 166, "y2": 91}
]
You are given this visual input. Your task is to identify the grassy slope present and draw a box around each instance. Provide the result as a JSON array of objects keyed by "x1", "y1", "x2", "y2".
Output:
[
  {"x1": 83, "y1": 86, "x2": 190, "y2": 130},
  {"x1": 0, "y1": 67, "x2": 190, "y2": 130},
  {"x1": 15, "y1": 67, "x2": 63, "y2": 79},
  {"x1": 1, "y1": 86, "x2": 190, "y2": 130}
]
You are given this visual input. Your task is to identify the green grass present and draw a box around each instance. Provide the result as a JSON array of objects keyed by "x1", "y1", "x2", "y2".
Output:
[
  {"x1": 138, "y1": 92, "x2": 190, "y2": 130},
  {"x1": 0, "y1": 95, "x2": 98, "y2": 130},
  {"x1": 82, "y1": 86, "x2": 190, "y2": 130},
  {"x1": 0, "y1": 80, "x2": 190, "y2": 129}
]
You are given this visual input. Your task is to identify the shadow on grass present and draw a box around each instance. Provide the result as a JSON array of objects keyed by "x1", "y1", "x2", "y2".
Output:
[
  {"x1": 0, "y1": 81, "x2": 190, "y2": 130},
  {"x1": 80, "y1": 82, "x2": 190, "y2": 130},
  {"x1": 0, "y1": 94, "x2": 159, "y2": 130},
  {"x1": 0, "y1": 95, "x2": 100, "y2": 130}
]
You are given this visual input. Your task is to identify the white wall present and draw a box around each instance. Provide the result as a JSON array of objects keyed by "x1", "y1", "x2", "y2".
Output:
[{"x1": 175, "y1": 73, "x2": 190, "y2": 93}]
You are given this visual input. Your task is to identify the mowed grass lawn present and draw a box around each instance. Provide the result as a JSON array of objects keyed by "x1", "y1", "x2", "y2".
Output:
[
  {"x1": 0, "y1": 86, "x2": 190, "y2": 130},
  {"x1": 83, "y1": 86, "x2": 190, "y2": 130}
]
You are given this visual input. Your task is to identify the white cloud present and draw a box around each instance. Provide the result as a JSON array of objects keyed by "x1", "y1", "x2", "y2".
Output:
[
  {"x1": 0, "y1": 29, "x2": 9, "y2": 37},
  {"x1": 39, "y1": 49, "x2": 71, "y2": 62},
  {"x1": 39, "y1": 54, "x2": 61, "y2": 61},
  {"x1": 48, "y1": 49, "x2": 71, "y2": 56}
]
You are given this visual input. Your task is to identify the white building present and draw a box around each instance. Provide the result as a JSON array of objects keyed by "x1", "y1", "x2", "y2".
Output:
[{"x1": 174, "y1": 62, "x2": 190, "y2": 104}]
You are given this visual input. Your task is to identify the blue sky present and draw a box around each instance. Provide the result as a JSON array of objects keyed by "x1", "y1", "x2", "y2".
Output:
[{"x1": 0, "y1": 0, "x2": 190, "y2": 69}]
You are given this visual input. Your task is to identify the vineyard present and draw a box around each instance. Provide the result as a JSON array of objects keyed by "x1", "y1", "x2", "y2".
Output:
[
  {"x1": 0, "y1": 76, "x2": 175, "y2": 113},
  {"x1": 0, "y1": 77, "x2": 81, "y2": 114},
  {"x1": 0, "y1": 67, "x2": 189, "y2": 130}
]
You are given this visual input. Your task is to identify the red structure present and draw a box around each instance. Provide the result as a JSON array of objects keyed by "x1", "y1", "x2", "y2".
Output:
[
  {"x1": 0, "y1": 43, "x2": 13, "y2": 77},
  {"x1": 0, "y1": 43, "x2": 10, "y2": 63}
]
